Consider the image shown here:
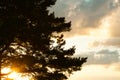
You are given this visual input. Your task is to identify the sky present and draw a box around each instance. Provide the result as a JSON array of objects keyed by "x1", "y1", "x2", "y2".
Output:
[{"x1": 49, "y1": 0, "x2": 120, "y2": 80}]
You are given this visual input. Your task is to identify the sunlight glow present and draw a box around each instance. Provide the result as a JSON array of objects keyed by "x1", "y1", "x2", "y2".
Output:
[
  {"x1": 115, "y1": 0, "x2": 119, "y2": 3},
  {"x1": 64, "y1": 15, "x2": 113, "y2": 54},
  {"x1": 8, "y1": 72, "x2": 19, "y2": 79},
  {"x1": 89, "y1": 16, "x2": 111, "y2": 39},
  {"x1": 1, "y1": 68, "x2": 11, "y2": 74},
  {"x1": 65, "y1": 36, "x2": 95, "y2": 54},
  {"x1": 8, "y1": 72, "x2": 30, "y2": 80},
  {"x1": 1, "y1": 68, "x2": 32, "y2": 80}
]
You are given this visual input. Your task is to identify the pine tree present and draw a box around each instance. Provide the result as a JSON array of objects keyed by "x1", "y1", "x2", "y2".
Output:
[{"x1": 0, "y1": 0, "x2": 87, "y2": 80}]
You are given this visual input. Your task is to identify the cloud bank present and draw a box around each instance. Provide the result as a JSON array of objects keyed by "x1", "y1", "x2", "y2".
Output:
[
  {"x1": 49, "y1": 0, "x2": 120, "y2": 70},
  {"x1": 75, "y1": 48, "x2": 120, "y2": 66},
  {"x1": 50, "y1": 0, "x2": 120, "y2": 37}
]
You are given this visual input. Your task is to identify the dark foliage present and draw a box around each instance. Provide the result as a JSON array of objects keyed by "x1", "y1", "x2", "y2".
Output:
[{"x1": 0, "y1": 0, "x2": 87, "y2": 80}]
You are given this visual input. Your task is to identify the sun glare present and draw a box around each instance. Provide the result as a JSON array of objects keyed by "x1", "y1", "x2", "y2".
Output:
[
  {"x1": 8, "y1": 72, "x2": 31, "y2": 80},
  {"x1": 8, "y1": 72, "x2": 19, "y2": 79},
  {"x1": 1, "y1": 68, "x2": 32, "y2": 80},
  {"x1": 1, "y1": 68, "x2": 11, "y2": 74}
]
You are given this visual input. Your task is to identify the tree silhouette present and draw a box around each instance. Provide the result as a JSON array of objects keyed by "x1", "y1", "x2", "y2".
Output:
[{"x1": 0, "y1": 0, "x2": 87, "y2": 80}]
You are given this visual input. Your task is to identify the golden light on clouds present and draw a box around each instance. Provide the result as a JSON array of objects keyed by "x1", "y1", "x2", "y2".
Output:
[
  {"x1": 65, "y1": 15, "x2": 113, "y2": 54},
  {"x1": 51, "y1": 0, "x2": 120, "y2": 80},
  {"x1": 89, "y1": 15, "x2": 111, "y2": 39},
  {"x1": 115, "y1": 0, "x2": 119, "y2": 3}
]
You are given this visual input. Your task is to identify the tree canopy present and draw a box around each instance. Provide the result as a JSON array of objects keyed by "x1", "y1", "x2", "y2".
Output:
[{"x1": 0, "y1": 0, "x2": 87, "y2": 80}]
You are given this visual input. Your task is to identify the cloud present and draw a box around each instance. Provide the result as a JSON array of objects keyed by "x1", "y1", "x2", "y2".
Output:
[
  {"x1": 104, "y1": 38, "x2": 120, "y2": 47},
  {"x1": 90, "y1": 37, "x2": 120, "y2": 48},
  {"x1": 49, "y1": 0, "x2": 120, "y2": 67},
  {"x1": 89, "y1": 6, "x2": 120, "y2": 48},
  {"x1": 75, "y1": 49, "x2": 120, "y2": 65},
  {"x1": 50, "y1": 0, "x2": 119, "y2": 27},
  {"x1": 72, "y1": 0, "x2": 120, "y2": 29},
  {"x1": 108, "y1": 8, "x2": 120, "y2": 37},
  {"x1": 49, "y1": 0, "x2": 80, "y2": 17},
  {"x1": 49, "y1": 0, "x2": 120, "y2": 38},
  {"x1": 74, "y1": 0, "x2": 112, "y2": 27}
]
